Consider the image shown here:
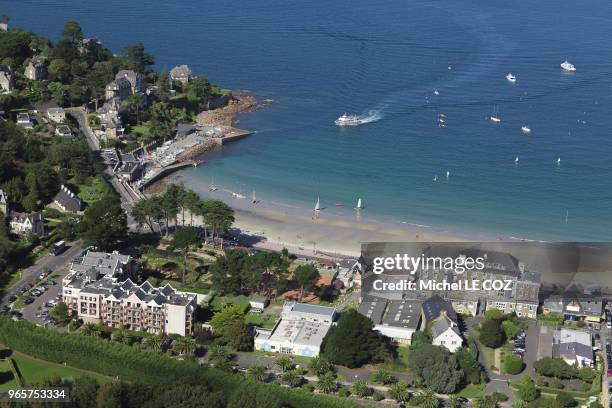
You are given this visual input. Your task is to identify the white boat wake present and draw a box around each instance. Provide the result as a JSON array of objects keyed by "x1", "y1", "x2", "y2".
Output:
[
  {"x1": 336, "y1": 109, "x2": 383, "y2": 127},
  {"x1": 357, "y1": 109, "x2": 383, "y2": 124}
]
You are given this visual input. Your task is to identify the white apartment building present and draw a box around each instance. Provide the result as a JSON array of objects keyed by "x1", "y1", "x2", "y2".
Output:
[
  {"x1": 254, "y1": 302, "x2": 336, "y2": 357},
  {"x1": 62, "y1": 251, "x2": 196, "y2": 336}
]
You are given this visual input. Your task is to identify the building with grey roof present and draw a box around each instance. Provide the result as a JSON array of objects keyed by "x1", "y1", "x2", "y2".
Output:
[
  {"x1": 357, "y1": 297, "x2": 421, "y2": 344},
  {"x1": 431, "y1": 314, "x2": 463, "y2": 352},
  {"x1": 63, "y1": 254, "x2": 196, "y2": 336},
  {"x1": 254, "y1": 301, "x2": 336, "y2": 357},
  {"x1": 53, "y1": 185, "x2": 82, "y2": 212},
  {"x1": 552, "y1": 328, "x2": 593, "y2": 367}
]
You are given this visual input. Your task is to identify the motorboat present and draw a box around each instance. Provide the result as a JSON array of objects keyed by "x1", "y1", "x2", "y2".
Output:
[
  {"x1": 335, "y1": 113, "x2": 361, "y2": 126},
  {"x1": 560, "y1": 60, "x2": 576, "y2": 72}
]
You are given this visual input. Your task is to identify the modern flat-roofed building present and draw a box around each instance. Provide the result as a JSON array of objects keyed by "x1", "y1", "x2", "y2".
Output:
[
  {"x1": 358, "y1": 297, "x2": 421, "y2": 344},
  {"x1": 254, "y1": 301, "x2": 336, "y2": 357}
]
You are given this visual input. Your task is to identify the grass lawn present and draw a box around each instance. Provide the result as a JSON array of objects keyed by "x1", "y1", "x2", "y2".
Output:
[
  {"x1": 245, "y1": 313, "x2": 279, "y2": 329},
  {"x1": 10, "y1": 351, "x2": 111, "y2": 385},
  {"x1": 211, "y1": 295, "x2": 251, "y2": 312},
  {"x1": 0, "y1": 359, "x2": 21, "y2": 390},
  {"x1": 458, "y1": 383, "x2": 486, "y2": 399},
  {"x1": 384, "y1": 346, "x2": 411, "y2": 371},
  {"x1": 480, "y1": 344, "x2": 496, "y2": 370},
  {"x1": 76, "y1": 175, "x2": 112, "y2": 204}
]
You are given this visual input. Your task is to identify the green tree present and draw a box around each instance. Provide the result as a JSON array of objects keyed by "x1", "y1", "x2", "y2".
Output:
[
  {"x1": 81, "y1": 323, "x2": 100, "y2": 337},
  {"x1": 455, "y1": 347, "x2": 483, "y2": 384},
  {"x1": 207, "y1": 345, "x2": 232, "y2": 371},
  {"x1": 503, "y1": 355, "x2": 523, "y2": 375},
  {"x1": 123, "y1": 43, "x2": 154, "y2": 72},
  {"x1": 352, "y1": 379, "x2": 370, "y2": 398},
  {"x1": 316, "y1": 371, "x2": 338, "y2": 394},
  {"x1": 246, "y1": 364, "x2": 267, "y2": 383},
  {"x1": 72, "y1": 376, "x2": 99, "y2": 408},
  {"x1": 143, "y1": 335, "x2": 163, "y2": 352},
  {"x1": 209, "y1": 305, "x2": 252, "y2": 351},
  {"x1": 48, "y1": 59, "x2": 71, "y2": 82},
  {"x1": 414, "y1": 388, "x2": 439, "y2": 408},
  {"x1": 170, "y1": 226, "x2": 199, "y2": 284},
  {"x1": 388, "y1": 380, "x2": 409, "y2": 403},
  {"x1": 275, "y1": 355, "x2": 293, "y2": 372},
  {"x1": 479, "y1": 319, "x2": 504, "y2": 348},
  {"x1": 371, "y1": 367, "x2": 393, "y2": 385},
  {"x1": 449, "y1": 394, "x2": 459, "y2": 408},
  {"x1": 555, "y1": 391, "x2": 576, "y2": 408},
  {"x1": 308, "y1": 355, "x2": 334, "y2": 376},
  {"x1": 157, "y1": 68, "x2": 170, "y2": 101},
  {"x1": 199, "y1": 199, "x2": 235, "y2": 245},
  {"x1": 516, "y1": 376, "x2": 538, "y2": 402},
  {"x1": 61, "y1": 21, "x2": 83, "y2": 43},
  {"x1": 322, "y1": 309, "x2": 391, "y2": 368},
  {"x1": 281, "y1": 369, "x2": 302, "y2": 388},
  {"x1": 79, "y1": 195, "x2": 128, "y2": 250},
  {"x1": 292, "y1": 264, "x2": 320, "y2": 301},
  {"x1": 484, "y1": 308, "x2": 505, "y2": 321},
  {"x1": 502, "y1": 320, "x2": 521, "y2": 340},
  {"x1": 408, "y1": 342, "x2": 464, "y2": 393},
  {"x1": 172, "y1": 336, "x2": 196, "y2": 357}
]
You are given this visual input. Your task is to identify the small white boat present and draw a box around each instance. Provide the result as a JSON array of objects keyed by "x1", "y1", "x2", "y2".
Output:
[
  {"x1": 556, "y1": 157, "x2": 561, "y2": 166},
  {"x1": 433, "y1": 89, "x2": 440, "y2": 96},
  {"x1": 521, "y1": 126, "x2": 531, "y2": 133},
  {"x1": 514, "y1": 156, "x2": 519, "y2": 164},
  {"x1": 446, "y1": 170, "x2": 450, "y2": 179},
  {"x1": 355, "y1": 198, "x2": 364, "y2": 210},
  {"x1": 314, "y1": 196, "x2": 321, "y2": 212},
  {"x1": 252, "y1": 190, "x2": 257, "y2": 204},
  {"x1": 335, "y1": 113, "x2": 361, "y2": 126},
  {"x1": 560, "y1": 60, "x2": 576, "y2": 72},
  {"x1": 506, "y1": 73, "x2": 517, "y2": 83},
  {"x1": 433, "y1": 175, "x2": 438, "y2": 182}
]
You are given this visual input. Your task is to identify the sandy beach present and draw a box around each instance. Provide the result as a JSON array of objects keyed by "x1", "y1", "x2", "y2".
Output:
[{"x1": 185, "y1": 183, "x2": 481, "y2": 258}]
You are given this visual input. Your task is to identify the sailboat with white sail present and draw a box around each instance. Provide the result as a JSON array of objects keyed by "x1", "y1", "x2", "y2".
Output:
[
  {"x1": 490, "y1": 106, "x2": 501, "y2": 123},
  {"x1": 252, "y1": 190, "x2": 257, "y2": 204},
  {"x1": 355, "y1": 198, "x2": 364, "y2": 210},
  {"x1": 209, "y1": 177, "x2": 218, "y2": 192},
  {"x1": 314, "y1": 197, "x2": 321, "y2": 212}
]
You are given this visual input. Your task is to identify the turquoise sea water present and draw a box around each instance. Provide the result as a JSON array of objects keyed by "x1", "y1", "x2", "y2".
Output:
[{"x1": 7, "y1": 0, "x2": 612, "y2": 241}]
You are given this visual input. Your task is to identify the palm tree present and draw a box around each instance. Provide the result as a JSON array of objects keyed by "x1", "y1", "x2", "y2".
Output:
[
  {"x1": 415, "y1": 388, "x2": 439, "y2": 408},
  {"x1": 81, "y1": 323, "x2": 99, "y2": 337},
  {"x1": 316, "y1": 371, "x2": 338, "y2": 394},
  {"x1": 144, "y1": 334, "x2": 163, "y2": 351},
  {"x1": 208, "y1": 345, "x2": 232, "y2": 370},
  {"x1": 247, "y1": 364, "x2": 267, "y2": 383},
  {"x1": 371, "y1": 367, "x2": 393, "y2": 385},
  {"x1": 388, "y1": 380, "x2": 410, "y2": 403},
  {"x1": 351, "y1": 379, "x2": 370, "y2": 398},
  {"x1": 276, "y1": 355, "x2": 293, "y2": 372},
  {"x1": 173, "y1": 336, "x2": 196, "y2": 357},
  {"x1": 308, "y1": 355, "x2": 334, "y2": 376},
  {"x1": 282, "y1": 369, "x2": 302, "y2": 388}
]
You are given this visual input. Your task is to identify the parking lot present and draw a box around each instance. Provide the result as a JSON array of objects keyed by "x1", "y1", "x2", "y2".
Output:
[{"x1": 1, "y1": 244, "x2": 84, "y2": 328}]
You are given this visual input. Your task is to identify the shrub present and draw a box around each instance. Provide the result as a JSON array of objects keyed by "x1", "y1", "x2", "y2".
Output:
[
  {"x1": 338, "y1": 387, "x2": 351, "y2": 397},
  {"x1": 503, "y1": 355, "x2": 523, "y2": 375},
  {"x1": 371, "y1": 392, "x2": 384, "y2": 401}
]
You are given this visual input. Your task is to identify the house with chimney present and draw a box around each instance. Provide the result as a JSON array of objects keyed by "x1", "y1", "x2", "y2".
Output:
[
  {"x1": 8, "y1": 211, "x2": 45, "y2": 235},
  {"x1": 53, "y1": 185, "x2": 82, "y2": 212},
  {"x1": 25, "y1": 60, "x2": 46, "y2": 81}
]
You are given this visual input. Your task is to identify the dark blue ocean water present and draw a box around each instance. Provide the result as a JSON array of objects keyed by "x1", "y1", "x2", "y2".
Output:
[{"x1": 7, "y1": 0, "x2": 612, "y2": 240}]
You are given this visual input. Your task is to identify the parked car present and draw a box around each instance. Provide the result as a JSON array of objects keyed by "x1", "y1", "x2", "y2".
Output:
[
  {"x1": 8, "y1": 295, "x2": 17, "y2": 302},
  {"x1": 23, "y1": 298, "x2": 34, "y2": 305}
]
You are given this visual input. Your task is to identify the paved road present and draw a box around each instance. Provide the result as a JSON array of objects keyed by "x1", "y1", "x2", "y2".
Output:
[
  {"x1": 601, "y1": 329, "x2": 609, "y2": 407},
  {"x1": 1, "y1": 242, "x2": 83, "y2": 308},
  {"x1": 68, "y1": 107, "x2": 141, "y2": 230}
]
